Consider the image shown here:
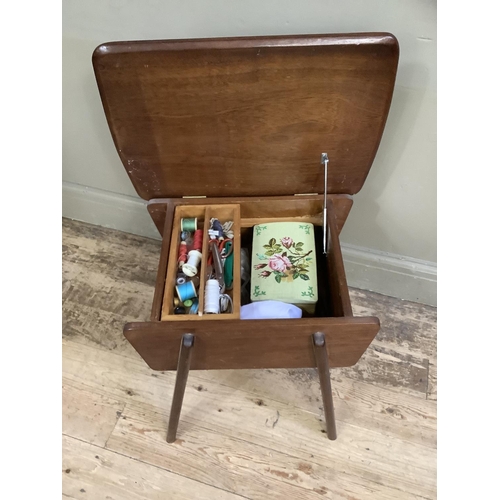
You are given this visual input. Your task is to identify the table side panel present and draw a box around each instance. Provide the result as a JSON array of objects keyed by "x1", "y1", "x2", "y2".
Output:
[{"x1": 124, "y1": 317, "x2": 380, "y2": 370}]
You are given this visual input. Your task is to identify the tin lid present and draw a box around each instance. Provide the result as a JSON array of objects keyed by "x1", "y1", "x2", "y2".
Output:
[{"x1": 93, "y1": 33, "x2": 398, "y2": 200}]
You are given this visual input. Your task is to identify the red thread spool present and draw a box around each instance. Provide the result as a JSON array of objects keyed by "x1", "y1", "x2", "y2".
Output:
[
  {"x1": 193, "y1": 229, "x2": 203, "y2": 251},
  {"x1": 177, "y1": 241, "x2": 188, "y2": 268}
]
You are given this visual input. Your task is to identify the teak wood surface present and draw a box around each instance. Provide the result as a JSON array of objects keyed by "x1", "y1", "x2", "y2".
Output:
[
  {"x1": 147, "y1": 194, "x2": 354, "y2": 238},
  {"x1": 92, "y1": 33, "x2": 398, "y2": 199},
  {"x1": 124, "y1": 316, "x2": 380, "y2": 371}
]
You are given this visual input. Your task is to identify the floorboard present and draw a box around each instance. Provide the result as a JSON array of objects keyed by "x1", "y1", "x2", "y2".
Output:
[{"x1": 62, "y1": 218, "x2": 437, "y2": 499}]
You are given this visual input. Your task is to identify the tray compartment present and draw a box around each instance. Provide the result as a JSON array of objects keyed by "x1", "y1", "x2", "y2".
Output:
[
  {"x1": 202, "y1": 204, "x2": 241, "y2": 320},
  {"x1": 161, "y1": 205, "x2": 207, "y2": 320},
  {"x1": 161, "y1": 203, "x2": 241, "y2": 321}
]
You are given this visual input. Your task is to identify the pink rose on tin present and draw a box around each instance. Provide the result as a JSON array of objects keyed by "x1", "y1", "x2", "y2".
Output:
[
  {"x1": 281, "y1": 237, "x2": 294, "y2": 249},
  {"x1": 268, "y1": 254, "x2": 292, "y2": 273}
]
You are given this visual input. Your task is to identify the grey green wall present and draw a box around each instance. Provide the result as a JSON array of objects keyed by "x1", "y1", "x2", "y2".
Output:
[{"x1": 62, "y1": 0, "x2": 436, "y2": 305}]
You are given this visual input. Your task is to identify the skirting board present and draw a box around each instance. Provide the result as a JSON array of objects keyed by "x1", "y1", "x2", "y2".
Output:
[{"x1": 63, "y1": 182, "x2": 437, "y2": 306}]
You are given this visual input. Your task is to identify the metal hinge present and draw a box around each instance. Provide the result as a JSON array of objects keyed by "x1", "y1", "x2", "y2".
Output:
[
  {"x1": 294, "y1": 192, "x2": 319, "y2": 196},
  {"x1": 182, "y1": 195, "x2": 207, "y2": 199}
]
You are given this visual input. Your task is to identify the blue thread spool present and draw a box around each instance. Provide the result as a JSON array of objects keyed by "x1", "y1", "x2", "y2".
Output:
[
  {"x1": 189, "y1": 298, "x2": 199, "y2": 315},
  {"x1": 175, "y1": 280, "x2": 197, "y2": 302}
]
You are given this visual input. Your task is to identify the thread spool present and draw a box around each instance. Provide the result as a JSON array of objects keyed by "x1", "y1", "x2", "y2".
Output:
[
  {"x1": 189, "y1": 298, "x2": 199, "y2": 315},
  {"x1": 181, "y1": 218, "x2": 197, "y2": 232},
  {"x1": 175, "y1": 280, "x2": 197, "y2": 302},
  {"x1": 176, "y1": 274, "x2": 186, "y2": 285},
  {"x1": 204, "y1": 279, "x2": 220, "y2": 314},
  {"x1": 192, "y1": 229, "x2": 203, "y2": 251},
  {"x1": 182, "y1": 250, "x2": 202, "y2": 277},
  {"x1": 177, "y1": 241, "x2": 188, "y2": 268}
]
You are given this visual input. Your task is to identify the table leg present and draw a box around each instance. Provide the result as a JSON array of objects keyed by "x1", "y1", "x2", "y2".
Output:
[
  {"x1": 167, "y1": 333, "x2": 195, "y2": 443},
  {"x1": 312, "y1": 332, "x2": 337, "y2": 440}
]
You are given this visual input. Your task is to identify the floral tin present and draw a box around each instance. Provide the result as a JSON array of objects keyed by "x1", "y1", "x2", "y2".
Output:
[{"x1": 250, "y1": 222, "x2": 318, "y2": 314}]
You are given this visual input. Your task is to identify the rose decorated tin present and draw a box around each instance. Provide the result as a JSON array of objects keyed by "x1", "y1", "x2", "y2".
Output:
[{"x1": 250, "y1": 222, "x2": 318, "y2": 314}]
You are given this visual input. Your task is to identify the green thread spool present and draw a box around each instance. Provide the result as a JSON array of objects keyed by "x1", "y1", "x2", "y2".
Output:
[
  {"x1": 183, "y1": 299, "x2": 193, "y2": 307},
  {"x1": 224, "y1": 241, "x2": 234, "y2": 289},
  {"x1": 181, "y1": 217, "x2": 197, "y2": 232}
]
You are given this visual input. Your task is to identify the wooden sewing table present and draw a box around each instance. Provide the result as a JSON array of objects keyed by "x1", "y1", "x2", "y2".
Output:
[{"x1": 92, "y1": 32, "x2": 399, "y2": 442}]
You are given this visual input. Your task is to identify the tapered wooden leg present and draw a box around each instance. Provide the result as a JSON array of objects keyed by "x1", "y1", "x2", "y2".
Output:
[
  {"x1": 312, "y1": 332, "x2": 337, "y2": 440},
  {"x1": 167, "y1": 333, "x2": 195, "y2": 443}
]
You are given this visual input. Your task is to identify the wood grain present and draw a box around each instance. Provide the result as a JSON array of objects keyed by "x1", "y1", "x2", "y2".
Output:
[
  {"x1": 62, "y1": 380, "x2": 124, "y2": 447},
  {"x1": 150, "y1": 202, "x2": 174, "y2": 321},
  {"x1": 109, "y1": 405, "x2": 433, "y2": 500},
  {"x1": 92, "y1": 33, "x2": 398, "y2": 200},
  {"x1": 63, "y1": 435, "x2": 242, "y2": 500},
  {"x1": 147, "y1": 194, "x2": 353, "y2": 238},
  {"x1": 63, "y1": 340, "x2": 436, "y2": 499},
  {"x1": 63, "y1": 338, "x2": 437, "y2": 450},
  {"x1": 124, "y1": 316, "x2": 380, "y2": 371},
  {"x1": 62, "y1": 219, "x2": 437, "y2": 499},
  {"x1": 327, "y1": 197, "x2": 353, "y2": 317}
]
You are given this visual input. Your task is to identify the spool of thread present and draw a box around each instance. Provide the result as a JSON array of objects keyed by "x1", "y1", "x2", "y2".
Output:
[
  {"x1": 193, "y1": 229, "x2": 203, "y2": 251},
  {"x1": 204, "y1": 279, "x2": 220, "y2": 314},
  {"x1": 177, "y1": 241, "x2": 188, "y2": 268},
  {"x1": 176, "y1": 280, "x2": 197, "y2": 302},
  {"x1": 189, "y1": 298, "x2": 199, "y2": 315},
  {"x1": 174, "y1": 306, "x2": 186, "y2": 315},
  {"x1": 176, "y1": 275, "x2": 186, "y2": 285},
  {"x1": 224, "y1": 241, "x2": 234, "y2": 290},
  {"x1": 183, "y1": 299, "x2": 193, "y2": 308},
  {"x1": 173, "y1": 297, "x2": 180, "y2": 307},
  {"x1": 182, "y1": 250, "x2": 202, "y2": 277},
  {"x1": 181, "y1": 218, "x2": 197, "y2": 232}
]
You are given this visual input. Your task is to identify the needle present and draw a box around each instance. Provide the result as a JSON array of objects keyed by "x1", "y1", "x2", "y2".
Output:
[{"x1": 321, "y1": 153, "x2": 329, "y2": 254}]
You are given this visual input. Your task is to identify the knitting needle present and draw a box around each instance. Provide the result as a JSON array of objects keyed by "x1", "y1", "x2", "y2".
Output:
[{"x1": 321, "y1": 153, "x2": 329, "y2": 254}]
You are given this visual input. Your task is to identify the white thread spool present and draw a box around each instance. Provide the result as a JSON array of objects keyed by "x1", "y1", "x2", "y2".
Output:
[
  {"x1": 182, "y1": 250, "x2": 202, "y2": 277},
  {"x1": 204, "y1": 279, "x2": 220, "y2": 314}
]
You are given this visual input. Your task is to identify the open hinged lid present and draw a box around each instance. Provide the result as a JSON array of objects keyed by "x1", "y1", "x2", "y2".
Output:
[{"x1": 93, "y1": 33, "x2": 398, "y2": 200}]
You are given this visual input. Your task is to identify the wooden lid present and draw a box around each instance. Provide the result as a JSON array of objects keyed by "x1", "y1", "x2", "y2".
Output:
[{"x1": 93, "y1": 33, "x2": 398, "y2": 200}]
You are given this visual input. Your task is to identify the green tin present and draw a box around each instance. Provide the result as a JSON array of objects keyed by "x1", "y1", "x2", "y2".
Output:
[{"x1": 250, "y1": 222, "x2": 318, "y2": 314}]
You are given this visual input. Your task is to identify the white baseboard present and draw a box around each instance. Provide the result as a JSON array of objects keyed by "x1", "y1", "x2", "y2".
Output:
[
  {"x1": 62, "y1": 182, "x2": 437, "y2": 306},
  {"x1": 62, "y1": 182, "x2": 159, "y2": 239},
  {"x1": 340, "y1": 243, "x2": 436, "y2": 306}
]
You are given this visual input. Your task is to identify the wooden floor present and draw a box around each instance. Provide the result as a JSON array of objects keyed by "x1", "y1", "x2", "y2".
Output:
[{"x1": 62, "y1": 218, "x2": 437, "y2": 500}]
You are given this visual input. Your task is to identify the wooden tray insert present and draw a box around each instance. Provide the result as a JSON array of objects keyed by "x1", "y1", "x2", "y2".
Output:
[{"x1": 161, "y1": 204, "x2": 241, "y2": 321}]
